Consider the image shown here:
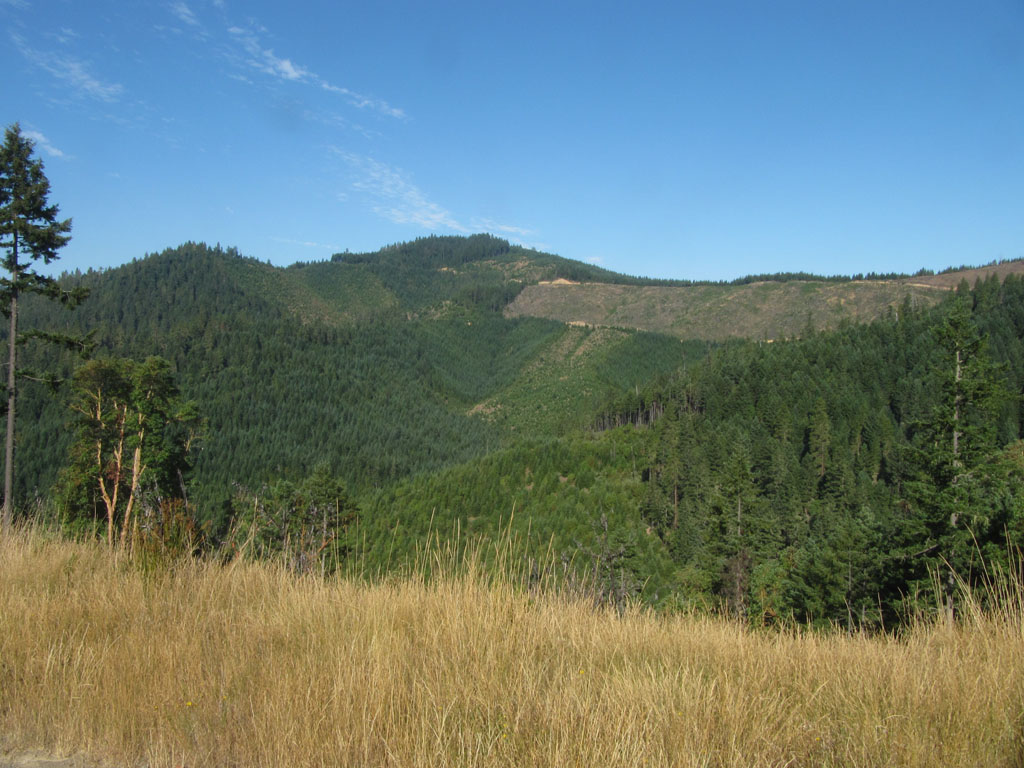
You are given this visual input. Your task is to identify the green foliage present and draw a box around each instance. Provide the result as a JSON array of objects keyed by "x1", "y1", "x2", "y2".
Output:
[
  {"x1": 353, "y1": 429, "x2": 682, "y2": 606},
  {"x1": 637, "y1": 279, "x2": 1024, "y2": 627},
  {"x1": 471, "y1": 324, "x2": 685, "y2": 437},
  {"x1": 897, "y1": 295, "x2": 1016, "y2": 605},
  {"x1": 56, "y1": 356, "x2": 199, "y2": 545},
  {"x1": 0, "y1": 123, "x2": 74, "y2": 307},
  {"x1": 226, "y1": 462, "x2": 358, "y2": 574}
]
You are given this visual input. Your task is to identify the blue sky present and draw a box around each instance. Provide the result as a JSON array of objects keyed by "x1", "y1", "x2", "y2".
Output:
[{"x1": 3, "y1": 0, "x2": 1022, "y2": 281}]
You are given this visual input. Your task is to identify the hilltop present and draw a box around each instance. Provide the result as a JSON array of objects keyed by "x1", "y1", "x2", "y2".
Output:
[{"x1": 16, "y1": 237, "x2": 687, "y2": 510}]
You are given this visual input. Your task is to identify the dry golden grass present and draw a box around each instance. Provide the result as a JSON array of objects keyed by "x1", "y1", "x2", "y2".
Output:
[{"x1": 1, "y1": 528, "x2": 1022, "y2": 767}]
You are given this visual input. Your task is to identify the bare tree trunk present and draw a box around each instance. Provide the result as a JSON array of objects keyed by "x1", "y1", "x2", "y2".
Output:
[
  {"x1": 97, "y1": 403, "x2": 127, "y2": 547},
  {"x1": 672, "y1": 482, "x2": 679, "y2": 530},
  {"x1": 2, "y1": 237, "x2": 18, "y2": 535},
  {"x1": 120, "y1": 428, "x2": 145, "y2": 547},
  {"x1": 952, "y1": 347, "x2": 962, "y2": 464}
]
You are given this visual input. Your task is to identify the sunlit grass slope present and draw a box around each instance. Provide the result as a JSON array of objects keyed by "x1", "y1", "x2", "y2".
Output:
[
  {"x1": 2, "y1": 529, "x2": 1022, "y2": 767},
  {"x1": 468, "y1": 323, "x2": 689, "y2": 436}
]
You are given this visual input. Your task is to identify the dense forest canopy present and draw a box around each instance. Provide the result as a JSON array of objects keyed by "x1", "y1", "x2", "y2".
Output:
[
  {"x1": 12, "y1": 241, "x2": 685, "y2": 515},
  {"x1": 634, "y1": 276, "x2": 1024, "y2": 625}
]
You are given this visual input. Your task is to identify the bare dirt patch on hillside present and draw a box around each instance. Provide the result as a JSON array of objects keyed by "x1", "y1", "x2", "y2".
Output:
[{"x1": 505, "y1": 264, "x2": 1024, "y2": 341}]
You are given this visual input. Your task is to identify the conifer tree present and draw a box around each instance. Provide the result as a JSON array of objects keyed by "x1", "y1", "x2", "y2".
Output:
[
  {"x1": 0, "y1": 123, "x2": 74, "y2": 532},
  {"x1": 905, "y1": 296, "x2": 1009, "y2": 613}
]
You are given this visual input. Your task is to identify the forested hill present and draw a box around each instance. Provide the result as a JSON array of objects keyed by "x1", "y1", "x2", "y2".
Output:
[
  {"x1": 16, "y1": 236, "x2": 1022, "y2": 513},
  {"x1": 14, "y1": 239, "x2": 690, "y2": 513}
]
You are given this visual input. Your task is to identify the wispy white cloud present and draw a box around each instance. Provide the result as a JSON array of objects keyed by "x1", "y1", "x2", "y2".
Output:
[
  {"x1": 320, "y1": 82, "x2": 405, "y2": 119},
  {"x1": 170, "y1": 2, "x2": 201, "y2": 28},
  {"x1": 11, "y1": 32, "x2": 124, "y2": 102},
  {"x1": 303, "y1": 108, "x2": 379, "y2": 140},
  {"x1": 334, "y1": 151, "x2": 537, "y2": 241},
  {"x1": 52, "y1": 28, "x2": 80, "y2": 45},
  {"x1": 226, "y1": 25, "x2": 404, "y2": 118},
  {"x1": 335, "y1": 150, "x2": 468, "y2": 232},
  {"x1": 228, "y1": 26, "x2": 310, "y2": 81},
  {"x1": 22, "y1": 129, "x2": 66, "y2": 159}
]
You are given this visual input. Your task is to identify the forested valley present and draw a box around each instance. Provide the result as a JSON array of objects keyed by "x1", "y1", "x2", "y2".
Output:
[{"x1": 10, "y1": 236, "x2": 1024, "y2": 629}]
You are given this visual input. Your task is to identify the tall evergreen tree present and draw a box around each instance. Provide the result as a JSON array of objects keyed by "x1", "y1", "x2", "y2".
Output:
[
  {"x1": 0, "y1": 123, "x2": 74, "y2": 532},
  {"x1": 906, "y1": 296, "x2": 1009, "y2": 611}
]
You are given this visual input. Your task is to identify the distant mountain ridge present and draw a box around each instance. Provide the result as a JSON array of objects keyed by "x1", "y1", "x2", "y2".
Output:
[
  {"x1": 50, "y1": 235, "x2": 1024, "y2": 365},
  {"x1": 319, "y1": 235, "x2": 1024, "y2": 341}
]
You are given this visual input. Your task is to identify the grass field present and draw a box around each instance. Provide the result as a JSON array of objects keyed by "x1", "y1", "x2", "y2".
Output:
[{"x1": 2, "y1": 528, "x2": 1022, "y2": 767}]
